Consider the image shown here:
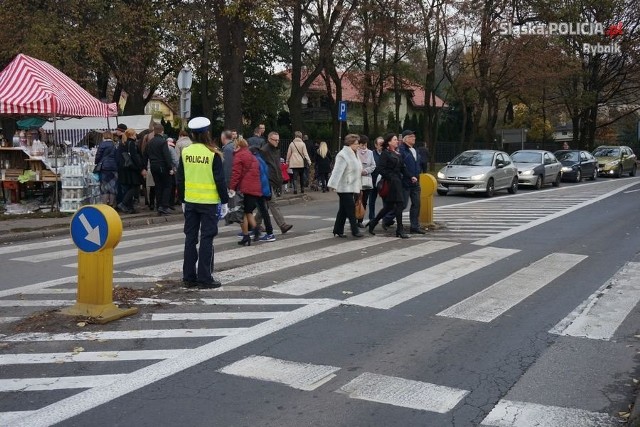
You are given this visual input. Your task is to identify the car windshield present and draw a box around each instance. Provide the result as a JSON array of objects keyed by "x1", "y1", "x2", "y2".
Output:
[
  {"x1": 511, "y1": 152, "x2": 542, "y2": 163},
  {"x1": 450, "y1": 151, "x2": 494, "y2": 166},
  {"x1": 593, "y1": 147, "x2": 620, "y2": 157},
  {"x1": 556, "y1": 151, "x2": 578, "y2": 162}
]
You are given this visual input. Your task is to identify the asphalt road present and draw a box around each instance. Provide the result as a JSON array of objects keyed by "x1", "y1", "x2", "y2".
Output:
[{"x1": 1, "y1": 177, "x2": 639, "y2": 426}]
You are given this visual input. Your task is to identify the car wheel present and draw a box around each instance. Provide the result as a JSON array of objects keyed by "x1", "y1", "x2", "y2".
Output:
[
  {"x1": 574, "y1": 170, "x2": 581, "y2": 183},
  {"x1": 590, "y1": 168, "x2": 597, "y2": 181},
  {"x1": 485, "y1": 178, "x2": 495, "y2": 197},
  {"x1": 437, "y1": 189, "x2": 448, "y2": 196},
  {"x1": 534, "y1": 175, "x2": 542, "y2": 190},
  {"x1": 630, "y1": 164, "x2": 637, "y2": 177},
  {"x1": 508, "y1": 177, "x2": 518, "y2": 194},
  {"x1": 552, "y1": 173, "x2": 561, "y2": 187}
]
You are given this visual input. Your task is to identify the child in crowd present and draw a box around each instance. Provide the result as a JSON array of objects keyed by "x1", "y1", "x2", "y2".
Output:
[{"x1": 280, "y1": 158, "x2": 290, "y2": 195}]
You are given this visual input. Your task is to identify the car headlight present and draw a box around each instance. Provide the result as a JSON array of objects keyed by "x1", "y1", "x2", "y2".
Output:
[
  {"x1": 470, "y1": 174, "x2": 485, "y2": 180},
  {"x1": 437, "y1": 171, "x2": 445, "y2": 179},
  {"x1": 521, "y1": 170, "x2": 534, "y2": 176},
  {"x1": 561, "y1": 166, "x2": 572, "y2": 172}
]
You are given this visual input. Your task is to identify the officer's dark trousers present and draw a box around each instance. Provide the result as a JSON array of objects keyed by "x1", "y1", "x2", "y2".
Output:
[{"x1": 183, "y1": 202, "x2": 219, "y2": 285}]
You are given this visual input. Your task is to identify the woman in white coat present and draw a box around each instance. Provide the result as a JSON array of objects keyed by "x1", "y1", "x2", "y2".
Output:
[{"x1": 327, "y1": 134, "x2": 364, "y2": 238}]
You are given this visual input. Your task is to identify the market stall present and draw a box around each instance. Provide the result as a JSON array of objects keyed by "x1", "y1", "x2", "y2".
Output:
[{"x1": 0, "y1": 53, "x2": 117, "y2": 212}]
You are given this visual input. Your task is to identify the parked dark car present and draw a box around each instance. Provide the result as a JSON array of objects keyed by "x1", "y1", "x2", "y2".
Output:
[{"x1": 554, "y1": 150, "x2": 598, "y2": 182}]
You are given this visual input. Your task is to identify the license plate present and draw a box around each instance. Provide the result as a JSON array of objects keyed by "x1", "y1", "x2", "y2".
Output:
[{"x1": 448, "y1": 185, "x2": 466, "y2": 190}]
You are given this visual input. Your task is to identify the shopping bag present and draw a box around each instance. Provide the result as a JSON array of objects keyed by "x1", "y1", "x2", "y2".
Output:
[{"x1": 377, "y1": 179, "x2": 390, "y2": 198}]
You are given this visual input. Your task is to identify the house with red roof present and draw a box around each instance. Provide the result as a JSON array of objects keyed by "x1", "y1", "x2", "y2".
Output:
[{"x1": 280, "y1": 70, "x2": 445, "y2": 133}]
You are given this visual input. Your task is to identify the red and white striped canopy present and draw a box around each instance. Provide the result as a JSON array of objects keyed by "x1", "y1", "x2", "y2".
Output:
[{"x1": 0, "y1": 54, "x2": 117, "y2": 117}]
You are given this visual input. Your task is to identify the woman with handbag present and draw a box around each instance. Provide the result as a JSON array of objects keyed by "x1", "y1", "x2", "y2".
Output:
[
  {"x1": 286, "y1": 137, "x2": 311, "y2": 194},
  {"x1": 327, "y1": 134, "x2": 364, "y2": 238},
  {"x1": 116, "y1": 128, "x2": 143, "y2": 214},
  {"x1": 356, "y1": 135, "x2": 376, "y2": 228},
  {"x1": 367, "y1": 133, "x2": 415, "y2": 239},
  {"x1": 95, "y1": 131, "x2": 119, "y2": 208}
]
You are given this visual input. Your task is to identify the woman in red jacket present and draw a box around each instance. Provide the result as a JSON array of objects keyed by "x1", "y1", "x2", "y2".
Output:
[{"x1": 229, "y1": 137, "x2": 264, "y2": 246}]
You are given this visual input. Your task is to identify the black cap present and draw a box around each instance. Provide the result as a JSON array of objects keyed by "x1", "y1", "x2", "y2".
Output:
[
  {"x1": 401, "y1": 130, "x2": 415, "y2": 138},
  {"x1": 116, "y1": 123, "x2": 128, "y2": 131}
]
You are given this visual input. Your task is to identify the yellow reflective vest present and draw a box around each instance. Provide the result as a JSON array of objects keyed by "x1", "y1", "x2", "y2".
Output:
[{"x1": 181, "y1": 143, "x2": 220, "y2": 204}]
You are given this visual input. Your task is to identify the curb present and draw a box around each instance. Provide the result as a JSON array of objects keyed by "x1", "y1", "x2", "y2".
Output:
[{"x1": 0, "y1": 194, "x2": 311, "y2": 245}]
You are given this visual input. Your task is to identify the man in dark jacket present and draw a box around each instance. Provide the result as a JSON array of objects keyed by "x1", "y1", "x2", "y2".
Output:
[
  {"x1": 254, "y1": 131, "x2": 293, "y2": 234},
  {"x1": 399, "y1": 130, "x2": 425, "y2": 233},
  {"x1": 246, "y1": 124, "x2": 266, "y2": 149},
  {"x1": 143, "y1": 123, "x2": 174, "y2": 215}
]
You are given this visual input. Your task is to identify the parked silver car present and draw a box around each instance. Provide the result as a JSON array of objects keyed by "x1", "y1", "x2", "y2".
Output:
[
  {"x1": 510, "y1": 150, "x2": 562, "y2": 189},
  {"x1": 436, "y1": 150, "x2": 519, "y2": 197}
]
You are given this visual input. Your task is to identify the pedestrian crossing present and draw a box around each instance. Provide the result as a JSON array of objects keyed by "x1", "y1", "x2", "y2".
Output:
[{"x1": 1, "y1": 181, "x2": 638, "y2": 425}]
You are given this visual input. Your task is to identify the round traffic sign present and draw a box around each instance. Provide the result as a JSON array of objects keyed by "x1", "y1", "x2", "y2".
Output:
[{"x1": 70, "y1": 205, "x2": 122, "y2": 252}]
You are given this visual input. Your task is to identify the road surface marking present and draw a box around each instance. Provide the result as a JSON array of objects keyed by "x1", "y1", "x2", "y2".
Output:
[
  {"x1": 0, "y1": 350, "x2": 183, "y2": 365},
  {"x1": 150, "y1": 312, "x2": 287, "y2": 321},
  {"x1": 127, "y1": 228, "x2": 333, "y2": 276},
  {"x1": 266, "y1": 240, "x2": 458, "y2": 295},
  {"x1": 438, "y1": 253, "x2": 587, "y2": 322},
  {"x1": 345, "y1": 247, "x2": 519, "y2": 309},
  {"x1": 199, "y1": 298, "x2": 327, "y2": 305},
  {"x1": 0, "y1": 412, "x2": 36, "y2": 425},
  {"x1": 0, "y1": 300, "x2": 72, "y2": 307},
  {"x1": 218, "y1": 236, "x2": 389, "y2": 284},
  {"x1": 10, "y1": 299, "x2": 340, "y2": 427},
  {"x1": 219, "y1": 355, "x2": 340, "y2": 391},
  {"x1": 0, "y1": 317, "x2": 20, "y2": 323},
  {"x1": 0, "y1": 374, "x2": 123, "y2": 392},
  {"x1": 481, "y1": 399, "x2": 618, "y2": 426},
  {"x1": 550, "y1": 261, "x2": 640, "y2": 340},
  {"x1": 474, "y1": 180, "x2": 639, "y2": 246},
  {"x1": 1, "y1": 328, "x2": 245, "y2": 342},
  {"x1": 338, "y1": 372, "x2": 468, "y2": 413},
  {"x1": 0, "y1": 276, "x2": 77, "y2": 298}
]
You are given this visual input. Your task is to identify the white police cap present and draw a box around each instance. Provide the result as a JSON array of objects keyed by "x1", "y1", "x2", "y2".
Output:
[{"x1": 188, "y1": 117, "x2": 211, "y2": 132}]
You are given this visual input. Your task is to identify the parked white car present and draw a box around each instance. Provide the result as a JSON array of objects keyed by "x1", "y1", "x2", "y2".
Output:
[
  {"x1": 436, "y1": 150, "x2": 519, "y2": 197},
  {"x1": 510, "y1": 150, "x2": 562, "y2": 189}
]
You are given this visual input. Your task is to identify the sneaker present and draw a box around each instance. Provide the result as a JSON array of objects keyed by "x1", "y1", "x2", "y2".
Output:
[
  {"x1": 197, "y1": 279, "x2": 222, "y2": 289},
  {"x1": 259, "y1": 234, "x2": 276, "y2": 242},
  {"x1": 410, "y1": 227, "x2": 426, "y2": 234},
  {"x1": 117, "y1": 203, "x2": 131, "y2": 214},
  {"x1": 237, "y1": 229, "x2": 254, "y2": 238},
  {"x1": 280, "y1": 224, "x2": 293, "y2": 234},
  {"x1": 182, "y1": 280, "x2": 199, "y2": 288}
]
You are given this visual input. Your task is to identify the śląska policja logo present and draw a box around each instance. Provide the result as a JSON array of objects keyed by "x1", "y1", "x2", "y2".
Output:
[{"x1": 498, "y1": 21, "x2": 623, "y2": 54}]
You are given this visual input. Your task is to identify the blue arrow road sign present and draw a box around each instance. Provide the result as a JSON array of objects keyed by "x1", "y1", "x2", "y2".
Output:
[
  {"x1": 338, "y1": 101, "x2": 347, "y2": 121},
  {"x1": 71, "y1": 206, "x2": 109, "y2": 252}
]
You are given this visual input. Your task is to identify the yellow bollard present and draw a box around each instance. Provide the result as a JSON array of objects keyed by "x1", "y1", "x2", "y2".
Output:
[
  {"x1": 61, "y1": 204, "x2": 137, "y2": 323},
  {"x1": 419, "y1": 173, "x2": 437, "y2": 228}
]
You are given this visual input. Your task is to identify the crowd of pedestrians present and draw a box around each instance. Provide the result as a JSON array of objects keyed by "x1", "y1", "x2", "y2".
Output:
[{"x1": 93, "y1": 118, "x2": 429, "y2": 288}]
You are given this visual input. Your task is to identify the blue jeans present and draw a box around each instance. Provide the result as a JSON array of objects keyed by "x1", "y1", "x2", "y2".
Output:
[{"x1": 183, "y1": 202, "x2": 219, "y2": 285}]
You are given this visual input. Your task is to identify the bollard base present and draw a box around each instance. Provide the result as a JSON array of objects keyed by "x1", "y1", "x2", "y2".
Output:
[{"x1": 60, "y1": 303, "x2": 138, "y2": 324}]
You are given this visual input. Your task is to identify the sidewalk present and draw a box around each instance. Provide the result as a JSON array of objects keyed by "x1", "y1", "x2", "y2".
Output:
[{"x1": 0, "y1": 190, "x2": 337, "y2": 244}]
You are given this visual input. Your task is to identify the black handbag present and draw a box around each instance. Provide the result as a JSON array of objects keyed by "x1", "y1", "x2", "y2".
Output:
[{"x1": 121, "y1": 151, "x2": 134, "y2": 169}]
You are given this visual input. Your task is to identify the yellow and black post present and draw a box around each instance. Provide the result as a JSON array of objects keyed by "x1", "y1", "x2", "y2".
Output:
[{"x1": 62, "y1": 204, "x2": 137, "y2": 323}]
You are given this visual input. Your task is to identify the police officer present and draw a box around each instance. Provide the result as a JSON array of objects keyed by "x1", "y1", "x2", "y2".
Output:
[{"x1": 176, "y1": 117, "x2": 229, "y2": 288}]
